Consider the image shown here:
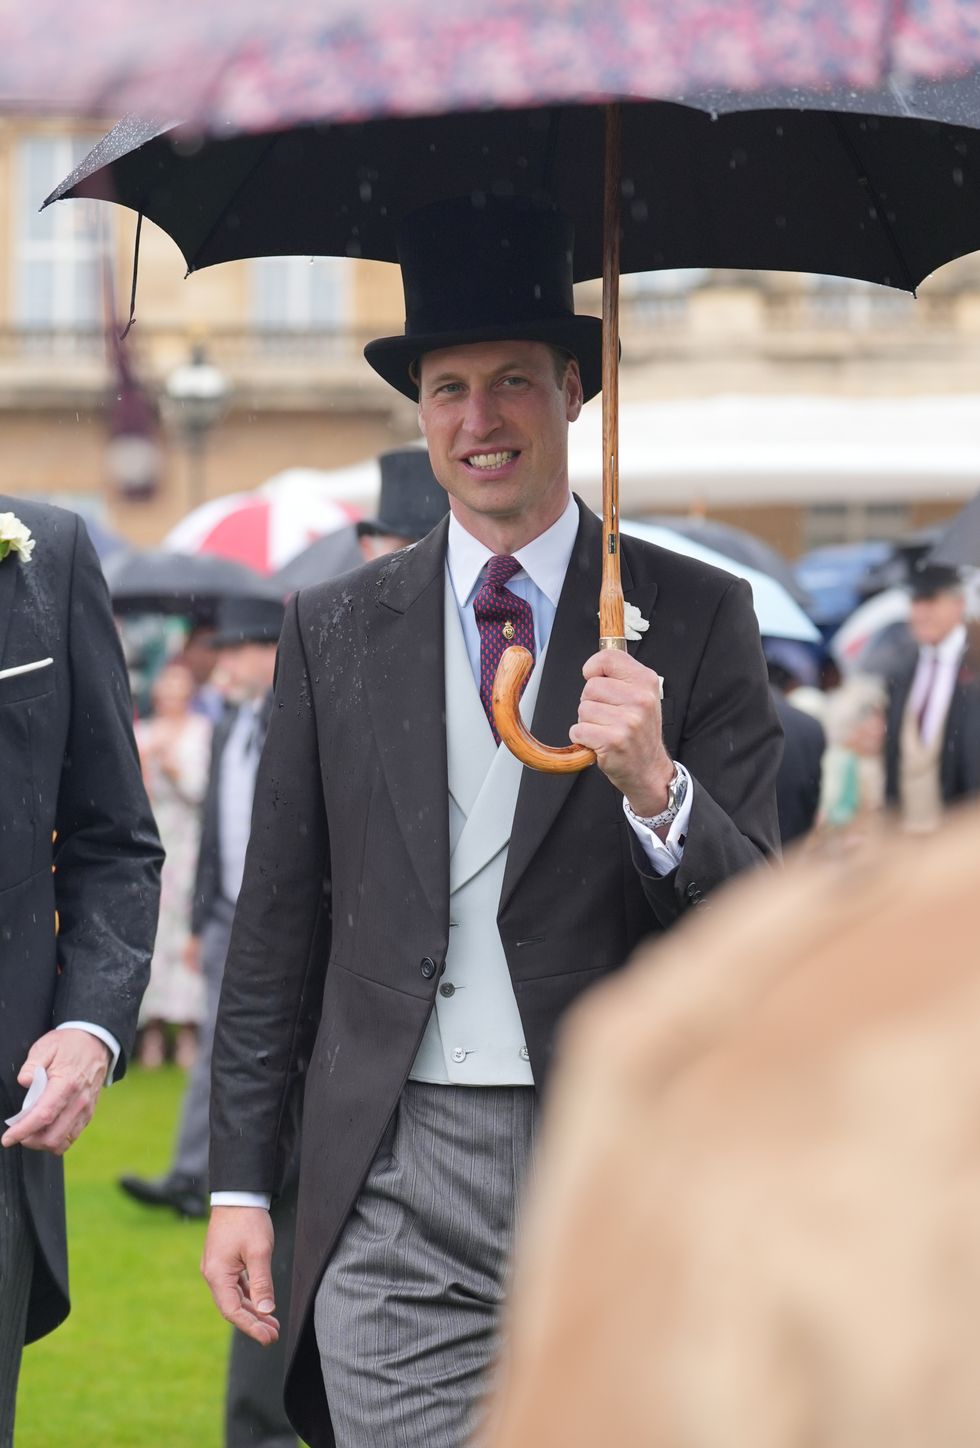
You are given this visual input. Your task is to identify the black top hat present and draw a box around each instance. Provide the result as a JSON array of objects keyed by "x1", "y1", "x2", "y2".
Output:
[
  {"x1": 356, "y1": 448, "x2": 450, "y2": 543},
  {"x1": 908, "y1": 561, "x2": 962, "y2": 599},
  {"x1": 364, "y1": 196, "x2": 603, "y2": 402},
  {"x1": 210, "y1": 594, "x2": 285, "y2": 649}
]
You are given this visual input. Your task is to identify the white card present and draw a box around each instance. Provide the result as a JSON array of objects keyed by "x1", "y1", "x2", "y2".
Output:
[{"x1": 4, "y1": 1065, "x2": 49, "y2": 1126}]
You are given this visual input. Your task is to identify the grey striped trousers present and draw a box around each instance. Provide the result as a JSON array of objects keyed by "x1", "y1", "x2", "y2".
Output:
[
  {"x1": 315, "y1": 1081, "x2": 536, "y2": 1448},
  {"x1": 0, "y1": 1142, "x2": 35, "y2": 1448}
]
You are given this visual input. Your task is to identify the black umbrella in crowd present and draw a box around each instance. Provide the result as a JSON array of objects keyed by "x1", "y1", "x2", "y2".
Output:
[
  {"x1": 272, "y1": 524, "x2": 364, "y2": 593},
  {"x1": 929, "y1": 491, "x2": 980, "y2": 568},
  {"x1": 648, "y1": 516, "x2": 811, "y2": 607},
  {"x1": 104, "y1": 548, "x2": 278, "y2": 622}
]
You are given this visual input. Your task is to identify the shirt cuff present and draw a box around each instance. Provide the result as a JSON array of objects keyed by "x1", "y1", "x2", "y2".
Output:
[
  {"x1": 57, "y1": 1022, "x2": 121, "y2": 1084},
  {"x1": 211, "y1": 1192, "x2": 273, "y2": 1210},
  {"x1": 623, "y1": 764, "x2": 694, "y2": 877}
]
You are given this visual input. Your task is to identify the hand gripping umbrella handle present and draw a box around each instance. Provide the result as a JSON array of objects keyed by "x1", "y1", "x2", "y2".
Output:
[
  {"x1": 491, "y1": 103, "x2": 626, "y2": 776},
  {"x1": 492, "y1": 645, "x2": 597, "y2": 773}
]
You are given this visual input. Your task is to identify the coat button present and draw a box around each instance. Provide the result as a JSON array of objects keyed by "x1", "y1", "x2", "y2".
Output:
[
  {"x1": 420, "y1": 957, "x2": 436, "y2": 979},
  {"x1": 451, "y1": 1047, "x2": 466, "y2": 1063},
  {"x1": 439, "y1": 982, "x2": 455, "y2": 998},
  {"x1": 685, "y1": 881, "x2": 699, "y2": 900}
]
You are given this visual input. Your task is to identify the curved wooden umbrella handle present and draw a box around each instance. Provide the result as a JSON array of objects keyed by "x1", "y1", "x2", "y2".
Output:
[{"x1": 492, "y1": 646, "x2": 596, "y2": 774}]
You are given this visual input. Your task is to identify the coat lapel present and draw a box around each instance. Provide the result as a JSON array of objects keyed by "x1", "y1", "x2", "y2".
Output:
[
  {"x1": 360, "y1": 521, "x2": 451, "y2": 923},
  {"x1": 0, "y1": 554, "x2": 19, "y2": 666},
  {"x1": 450, "y1": 627, "x2": 550, "y2": 895},
  {"x1": 444, "y1": 572, "x2": 497, "y2": 818},
  {"x1": 500, "y1": 499, "x2": 650, "y2": 912}
]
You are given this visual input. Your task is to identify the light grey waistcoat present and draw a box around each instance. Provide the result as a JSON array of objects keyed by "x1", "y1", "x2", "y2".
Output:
[{"x1": 409, "y1": 573, "x2": 548, "y2": 1086}]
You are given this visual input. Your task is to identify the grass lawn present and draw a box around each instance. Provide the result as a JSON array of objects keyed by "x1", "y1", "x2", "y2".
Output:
[{"x1": 17, "y1": 1064, "x2": 229, "y2": 1448}]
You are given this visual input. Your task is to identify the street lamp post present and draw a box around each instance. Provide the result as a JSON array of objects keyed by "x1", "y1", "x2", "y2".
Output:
[{"x1": 164, "y1": 342, "x2": 231, "y2": 510}]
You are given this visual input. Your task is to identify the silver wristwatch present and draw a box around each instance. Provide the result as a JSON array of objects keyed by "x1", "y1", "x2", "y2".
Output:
[{"x1": 628, "y1": 764, "x2": 688, "y2": 831}]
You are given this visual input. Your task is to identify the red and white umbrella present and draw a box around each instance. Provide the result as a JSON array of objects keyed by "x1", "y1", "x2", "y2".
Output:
[{"x1": 164, "y1": 470, "x2": 363, "y2": 574}]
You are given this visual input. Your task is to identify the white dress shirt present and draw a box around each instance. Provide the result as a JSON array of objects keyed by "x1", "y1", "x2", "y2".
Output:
[
  {"x1": 213, "y1": 495, "x2": 692, "y2": 1209},
  {"x1": 907, "y1": 623, "x2": 967, "y2": 748},
  {"x1": 447, "y1": 494, "x2": 693, "y2": 872}
]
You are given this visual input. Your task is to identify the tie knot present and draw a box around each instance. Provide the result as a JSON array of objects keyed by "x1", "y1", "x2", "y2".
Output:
[{"x1": 484, "y1": 554, "x2": 521, "y2": 587}]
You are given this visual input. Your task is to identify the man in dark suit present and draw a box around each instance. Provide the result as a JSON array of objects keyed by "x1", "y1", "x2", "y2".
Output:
[
  {"x1": 884, "y1": 562, "x2": 980, "y2": 832},
  {"x1": 121, "y1": 594, "x2": 292, "y2": 1448},
  {"x1": 202, "y1": 197, "x2": 782, "y2": 1448},
  {"x1": 0, "y1": 499, "x2": 162, "y2": 1446},
  {"x1": 120, "y1": 595, "x2": 283, "y2": 1219},
  {"x1": 764, "y1": 643, "x2": 826, "y2": 846}
]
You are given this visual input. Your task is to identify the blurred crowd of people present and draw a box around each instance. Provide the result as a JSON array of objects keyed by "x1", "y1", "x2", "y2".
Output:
[{"x1": 766, "y1": 557, "x2": 980, "y2": 854}]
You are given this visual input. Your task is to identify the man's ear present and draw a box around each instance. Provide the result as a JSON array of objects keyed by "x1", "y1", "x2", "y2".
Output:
[
  {"x1": 565, "y1": 359, "x2": 584, "y2": 423},
  {"x1": 417, "y1": 404, "x2": 427, "y2": 437}
]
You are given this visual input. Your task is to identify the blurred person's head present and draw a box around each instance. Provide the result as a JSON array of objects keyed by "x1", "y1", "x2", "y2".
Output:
[
  {"x1": 179, "y1": 624, "x2": 218, "y2": 686},
  {"x1": 150, "y1": 661, "x2": 195, "y2": 719},
  {"x1": 356, "y1": 447, "x2": 450, "y2": 562},
  {"x1": 762, "y1": 639, "x2": 820, "y2": 694},
  {"x1": 484, "y1": 805, "x2": 980, "y2": 1448},
  {"x1": 908, "y1": 564, "x2": 965, "y2": 647},
  {"x1": 209, "y1": 597, "x2": 284, "y2": 704}
]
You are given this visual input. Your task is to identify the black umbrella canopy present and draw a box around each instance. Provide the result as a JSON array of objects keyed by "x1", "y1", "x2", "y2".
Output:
[
  {"x1": 104, "y1": 548, "x2": 279, "y2": 620},
  {"x1": 930, "y1": 490, "x2": 980, "y2": 568},
  {"x1": 272, "y1": 524, "x2": 364, "y2": 592},
  {"x1": 648, "y1": 515, "x2": 811, "y2": 606},
  {"x1": 45, "y1": 93, "x2": 980, "y2": 293}
]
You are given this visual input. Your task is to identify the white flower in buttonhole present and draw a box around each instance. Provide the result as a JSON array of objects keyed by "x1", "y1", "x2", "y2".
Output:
[
  {"x1": 623, "y1": 602, "x2": 649, "y2": 642},
  {"x1": 0, "y1": 513, "x2": 34, "y2": 563}
]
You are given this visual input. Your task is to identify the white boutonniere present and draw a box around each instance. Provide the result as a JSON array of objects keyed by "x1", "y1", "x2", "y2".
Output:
[
  {"x1": 0, "y1": 512, "x2": 35, "y2": 564},
  {"x1": 623, "y1": 602, "x2": 649, "y2": 641}
]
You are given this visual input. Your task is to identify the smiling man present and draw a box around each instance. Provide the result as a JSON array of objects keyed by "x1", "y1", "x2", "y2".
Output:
[{"x1": 202, "y1": 196, "x2": 782, "y2": 1448}]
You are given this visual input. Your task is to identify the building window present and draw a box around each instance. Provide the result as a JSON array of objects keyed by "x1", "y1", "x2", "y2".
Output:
[
  {"x1": 16, "y1": 135, "x2": 109, "y2": 332},
  {"x1": 804, "y1": 501, "x2": 910, "y2": 550},
  {"x1": 250, "y1": 256, "x2": 350, "y2": 331},
  {"x1": 623, "y1": 267, "x2": 710, "y2": 324},
  {"x1": 808, "y1": 273, "x2": 909, "y2": 327}
]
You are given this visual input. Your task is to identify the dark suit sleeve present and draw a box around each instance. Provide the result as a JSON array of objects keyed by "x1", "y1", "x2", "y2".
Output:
[
  {"x1": 210, "y1": 593, "x2": 331, "y2": 1197},
  {"x1": 633, "y1": 577, "x2": 782, "y2": 927},
  {"x1": 51, "y1": 517, "x2": 163, "y2": 1074}
]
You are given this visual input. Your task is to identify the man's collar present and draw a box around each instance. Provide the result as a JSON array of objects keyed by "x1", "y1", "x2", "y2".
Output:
[
  {"x1": 930, "y1": 621, "x2": 968, "y2": 663},
  {"x1": 446, "y1": 493, "x2": 579, "y2": 608}
]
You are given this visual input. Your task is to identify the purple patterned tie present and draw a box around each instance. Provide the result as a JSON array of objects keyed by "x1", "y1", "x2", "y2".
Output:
[{"x1": 473, "y1": 555, "x2": 536, "y2": 744}]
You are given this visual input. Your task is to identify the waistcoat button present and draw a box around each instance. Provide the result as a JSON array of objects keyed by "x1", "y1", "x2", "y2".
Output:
[
  {"x1": 451, "y1": 1046, "x2": 466, "y2": 1063},
  {"x1": 439, "y1": 982, "x2": 455, "y2": 998}
]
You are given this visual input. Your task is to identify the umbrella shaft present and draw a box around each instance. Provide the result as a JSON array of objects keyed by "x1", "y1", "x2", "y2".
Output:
[{"x1": 600, "y1": 103, "x2": 625, "y2": 648}]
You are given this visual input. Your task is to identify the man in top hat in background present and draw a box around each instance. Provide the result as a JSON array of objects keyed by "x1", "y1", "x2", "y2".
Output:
[
  {"x1": 356, "y1": 446, "x2": 450, "y2": 560},
  {"x1": 202, "y1": 195, "x2": 782, "y2": 1448},
  {"x1": 885, "y1": 560, "x2": 980, "y2": 832}
]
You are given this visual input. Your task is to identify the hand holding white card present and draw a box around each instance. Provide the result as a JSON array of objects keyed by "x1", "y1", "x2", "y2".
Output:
[{"x1": 4, "y1": 1065, "x2": 49, "y2": 1126}]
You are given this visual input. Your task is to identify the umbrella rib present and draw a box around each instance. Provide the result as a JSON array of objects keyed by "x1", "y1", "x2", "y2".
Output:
[
  {"x1": 183, "y1": 132, "x2": 282, "y2": 272},
  {"x1": 829, "y1": 113, "x2": 916, "y2": 294}
]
